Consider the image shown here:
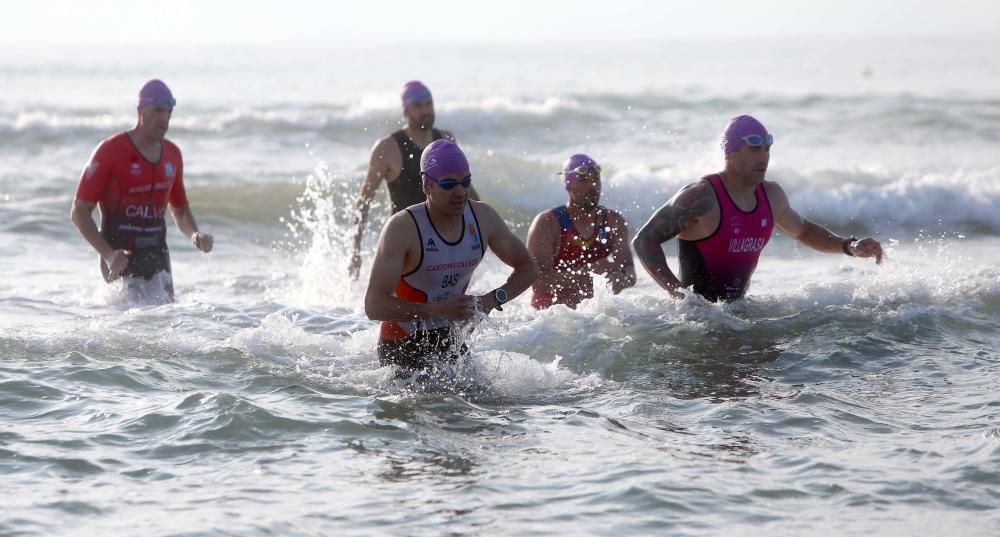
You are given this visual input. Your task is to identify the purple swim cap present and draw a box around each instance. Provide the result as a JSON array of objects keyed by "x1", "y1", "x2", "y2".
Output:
[
  {"x1": 401, "y1": 80, "x2": 432, "y2": 111},
  {"x1": 420, "y1": 139, "x2": 470, "y2": 180},
  {"x1": 721, "y1": 115, "x2": 770, "y2": 154},
  {"x1": 137, "y1": 79, "x2": 176, "y2": 112},
  {"x1": 561, "y1": 154, "x2": 600, "y2": 190}
]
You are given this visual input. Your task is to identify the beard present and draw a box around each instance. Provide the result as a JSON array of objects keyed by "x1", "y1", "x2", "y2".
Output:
[
  {"x1": 578, "y1": 194, "x2": 599, "y2": 210},
  {"x1": 413, "y1": 113, "x2": 435, "y2": 131}
]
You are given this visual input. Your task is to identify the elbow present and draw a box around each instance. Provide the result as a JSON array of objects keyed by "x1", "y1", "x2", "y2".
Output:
[
  {"x1": 631, "y1": 231, "x2": 647, "y2": 252},
  {"x1": 525, "y1": 256, "x2": 541, "y2": 284},
  {"x1": 363, "y1": 293, "x2": 379, "y2": 321},
  {"x1": 69, "y1": 203, "x2": 84, "y2": 229},
  {"x1": 632, "y1": 232, "x2": 652, "y2": 254}
]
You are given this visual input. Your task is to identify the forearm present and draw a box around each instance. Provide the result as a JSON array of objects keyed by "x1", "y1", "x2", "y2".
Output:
[
  {"x1": 796, "y1": 221, "x2": 849, "y2": 254},
  {"x1": 593, "y1": 255, "x2": 633, "y2": 277},
  {"x1": 531, "y1": 262, "x2": 572, "y2": 289},
  {"x1": 171, "y1": 205, "x2": 200, "y2": 238},
  {"x1": 633, "y1": 237, "x2": 681, "y2": 291},
  {"x1": 495, "y1": 258, "x2": 540, "y2": 300},
  {"x1": 612, "y1": 261, "x2": 637, "y2": 289},
  {"x1": 365, "y1": 294, "x2": 437, "y2": 322},
  {"x1": 352, "y1": 199, "x2": 372, "y2": 250},
  {"x1": 591, "y1": 256, "x2": 636, "y2": 291},
  {"x1": 71, "y1": 205, "x2": 114, "y2": 259}
]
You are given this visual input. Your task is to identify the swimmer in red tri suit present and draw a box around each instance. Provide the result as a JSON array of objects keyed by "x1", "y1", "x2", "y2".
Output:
[
  {"x1": 526, "y1": 154, "x2": 636, "y2": 309},
  {"x1": 633, "y1": 115, "x2": 883, "y2": 302},
  {"x1": 70, "y1": 79, "x2": 214, "y2": 301}
]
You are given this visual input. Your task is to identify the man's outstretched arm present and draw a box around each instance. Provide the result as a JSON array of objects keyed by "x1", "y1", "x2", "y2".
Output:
[{"x1": 767, "y1": 182, "x2": 883, "y2": 264}]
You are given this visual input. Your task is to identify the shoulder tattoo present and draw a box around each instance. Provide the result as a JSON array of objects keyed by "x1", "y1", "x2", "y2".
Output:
[{"x1": 644, "y1": 183, "x2": 713, "y2": 241}]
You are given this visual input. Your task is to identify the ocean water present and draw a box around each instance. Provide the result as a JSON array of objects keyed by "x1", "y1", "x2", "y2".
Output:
[{"x1": 1, "y1": 37, "x2": 999, "y2": 536}]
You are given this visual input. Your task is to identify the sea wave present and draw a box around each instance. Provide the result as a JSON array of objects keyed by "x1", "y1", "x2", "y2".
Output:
[
  {"x1": 3, "y1": 92, "x2": 997, "y2": 143},
  {"x1": 79, "y1": 161, "x2": 995, "y2": 236}
]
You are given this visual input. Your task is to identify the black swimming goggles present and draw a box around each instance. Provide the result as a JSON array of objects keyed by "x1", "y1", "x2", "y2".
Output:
[{"x1": 426, "y1": 174, "x2": 472, "y2": 191}]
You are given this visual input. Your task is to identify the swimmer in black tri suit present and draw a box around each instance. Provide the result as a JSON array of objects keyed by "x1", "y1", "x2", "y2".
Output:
[{"x1": 349, "y1": 80, "x2": 480, "y2": 280}]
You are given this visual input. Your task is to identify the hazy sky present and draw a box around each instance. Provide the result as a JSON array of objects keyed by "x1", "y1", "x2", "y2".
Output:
[{"x1": 3, "y1": 0, "x2": 998, "y2": 44}]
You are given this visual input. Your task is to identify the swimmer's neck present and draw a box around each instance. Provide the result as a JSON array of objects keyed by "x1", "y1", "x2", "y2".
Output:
[
  {"x1": 565, "y1": 201, "x2": 599, "y2": 219},
  {"x1": 719, "y1": 170, "x2": 759, "y2": 199},
  {"x1": 402, "y1": 124, "x2": 436, "y2": 146},
  {"x1": 425, "y1": 202, "x2": 465, "y2": 238},
  {"x1": 129, "y1": 126, "x2": 162, "y2": 150}
]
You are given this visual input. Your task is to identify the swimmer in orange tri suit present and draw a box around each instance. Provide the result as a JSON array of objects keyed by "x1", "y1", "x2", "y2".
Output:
[
  {"x1": 633, "y1": 115, "x2": 882, "y2": 302},
  {"x1": 70, "y1": 79, "x2": 213, "y2": 301},
  {"x1": 526, "y1": 154, "x2": 636, "y2": 309},
  {"x1": 364, "y1": 140, "x2": 538, "y2": 370}
]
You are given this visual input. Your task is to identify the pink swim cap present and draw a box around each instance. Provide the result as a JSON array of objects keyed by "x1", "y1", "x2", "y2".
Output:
[
  {"x1": 137, "y1": 79, "x2": 175, "y2": 112},
  {"x1": 561, "y1": 154, "x2": 600, "y2": 190},
  {"x1": 420, "y1": 139, "x2": 470, "y2": 180},
  {"x1": 721, "y1": 115, "x2": 770, "y2": 154},
  {"x1": 401, "y1": 80, "x2": 432, "y2": 111}
]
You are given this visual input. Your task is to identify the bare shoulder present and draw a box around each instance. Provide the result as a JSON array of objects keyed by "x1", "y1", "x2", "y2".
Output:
[
  {"x1": 527, "y1": 208, "x2": 559, "y2": 235},
  {"x1": 371, "y1": 134, "x2": 399, "y2": 156},
  {"x1": 603, "y1": 208, "x2": 628, "y2": 226},
  {"x1": 470, "y1": 200, "x2": 501, "y2": 223},
  {"x1": 637, "y1": 179, "x2": 718, "y2": 241},
  {"x1": 763, "y1": 180, "x2": 791, "y2": 209},
  {"x1": 670, "y1": 180, "x2": 715, "y2": 211},
  {"x1": 470, "y1": 200, "x2": 510, "y2": 236},
  {"x1": 532, "y1": 207, "x2": 558, "y2": 226},
  {"x1": 763, "y1": 179, "x2": 786, "y2": 197},
  {"x1": 380, "y1": 209, "x2": 418, "y2": 242}
]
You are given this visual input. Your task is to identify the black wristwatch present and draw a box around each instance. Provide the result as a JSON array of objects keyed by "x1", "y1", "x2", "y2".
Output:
[
  {"x1": 492, "y1": 288, "x2": 508, "y2": 311},
  {"x1": 842, "y1": 236, "x2": 858, "y2": 257}
]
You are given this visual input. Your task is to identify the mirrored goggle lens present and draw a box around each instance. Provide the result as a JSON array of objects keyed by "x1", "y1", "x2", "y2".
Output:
[
  {"x1": 437, "y1": 176, "x2": 472, "y2": 190},
  {"x1": 742, "y1": 134, "x2": 773, "y2": 146}
]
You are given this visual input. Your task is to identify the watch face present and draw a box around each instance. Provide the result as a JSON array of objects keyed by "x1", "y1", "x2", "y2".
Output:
[{"x1": 495, "y1": 288, "x2": 508, "y2": 303}]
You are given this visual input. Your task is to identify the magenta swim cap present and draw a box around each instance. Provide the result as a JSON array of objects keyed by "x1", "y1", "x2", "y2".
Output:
[
  {"x1": 137, "y1": 79, "x2": 176, "y2": 112},
  {"x1": 561, "y1": 153, "x2": 600, "y2": 190},
  {"x1": 401, "y1": 80, "x2": 432, "y2": 111},
  {"x1": 721, "y1": 115, "x2": 770, "y2": 154},
  {"x1": 420, "y1": 139, "x2": 470, "y2": 180}
]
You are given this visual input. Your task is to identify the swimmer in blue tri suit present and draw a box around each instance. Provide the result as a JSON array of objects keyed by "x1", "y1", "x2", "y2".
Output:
[
  {"x1": 526, "y1": 154, "x2": 635, "y2": 309},
  {"x1": 633, "y1": 115, "x2": 883, "y2": 301}
]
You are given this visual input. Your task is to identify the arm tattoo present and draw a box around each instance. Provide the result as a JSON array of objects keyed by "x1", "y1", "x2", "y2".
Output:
[
  {"x1": 645, "y1": 183, "x2": 714, "y2": 243},
  {"x1": 633, "y1": 182, "x2": 714, "y2": 290}
]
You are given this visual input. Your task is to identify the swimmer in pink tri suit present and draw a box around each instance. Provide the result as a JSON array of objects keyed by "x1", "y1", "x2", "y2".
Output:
[
  {"x1": 70, "y1": 80, "x2": 214, "y2": 301},
  {"x1": 364, "y1": 140, "x2": 539, "y2": 370},
  {"x1": 633, "y1": 115, "x2": 883, "y2": 302},
  {"x1": 526, "y1": 154, "x2": 636, "y2": 309}
]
